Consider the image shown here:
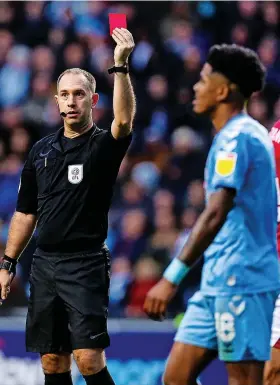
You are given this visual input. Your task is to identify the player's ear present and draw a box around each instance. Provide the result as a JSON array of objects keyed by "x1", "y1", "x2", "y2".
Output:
[
  {"x1": 54, "y1": 95, "x2": 59, "y2": 107},
  {"x1": 216, "y1": 84, "x2": 230, "y2": 103},
  {"x1": 92, "y1": 93, "x2": 99, "y2": 109}
]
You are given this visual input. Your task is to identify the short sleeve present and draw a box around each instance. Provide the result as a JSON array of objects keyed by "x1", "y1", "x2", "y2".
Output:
[
  {"x1": 211, "y1": 132, "x2": 249, "y2": 192},
  {"x1": 107, "y1": 131, "x2": 132, "y2": 157},
  {"x1": 98, "y1": 130, "x2": 132, "y2": 163},
  {"x1": 95, "y1": 130, "x2": 132, "y2": 185},
  {"x1": 16, "y1": 146, "x2": 38, "y2": 215}
]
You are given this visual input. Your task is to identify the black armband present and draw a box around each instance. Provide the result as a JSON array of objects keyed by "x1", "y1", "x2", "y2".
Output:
[{"x1": 0, "y1": 255, "x2": 18, "y2": 275}]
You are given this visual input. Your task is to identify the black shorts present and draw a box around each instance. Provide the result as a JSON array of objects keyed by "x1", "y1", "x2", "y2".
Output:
[{"x1": 26, "y1": 246, "x2": 110, "y2": 354}]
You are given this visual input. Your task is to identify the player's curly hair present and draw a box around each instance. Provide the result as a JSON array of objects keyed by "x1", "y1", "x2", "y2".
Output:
[{"x1": 207, "y1": 44, "x2": 266, "y2": 99}]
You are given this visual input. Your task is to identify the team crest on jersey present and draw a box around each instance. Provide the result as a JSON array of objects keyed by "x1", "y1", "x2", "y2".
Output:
[
  {"x1": 68, "y1": 164, "x2": 83, "y2": 184},
  {"x1": 215, "y1": 151, "x2": 237, "y2": 177}
]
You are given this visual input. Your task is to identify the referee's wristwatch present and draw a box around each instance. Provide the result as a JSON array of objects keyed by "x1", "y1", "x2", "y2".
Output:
[
  {"x1": 108, "y1": 62, "x2": 129, "y2": 74},
  {"x1": 0, "y1": 255, "x2": 17, "y2": 276}
]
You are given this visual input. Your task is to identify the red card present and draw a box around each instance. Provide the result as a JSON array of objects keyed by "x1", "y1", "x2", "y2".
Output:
[{"x1": 109, "y1": 13, "x2": 127, "y2": 35}]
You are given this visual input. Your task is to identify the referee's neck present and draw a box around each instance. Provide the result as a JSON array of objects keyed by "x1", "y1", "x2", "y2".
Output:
[{"x1": 64, "y1": 120, "x2": 94, "y2": 139}]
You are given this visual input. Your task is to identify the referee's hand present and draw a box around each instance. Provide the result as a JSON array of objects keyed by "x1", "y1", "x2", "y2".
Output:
[
  {"x1": 0, "y1": 269, "x2": 12, "y2": 302},
  {"x1": 112, "y1": 28, "x2": 135, "y2": 66}
]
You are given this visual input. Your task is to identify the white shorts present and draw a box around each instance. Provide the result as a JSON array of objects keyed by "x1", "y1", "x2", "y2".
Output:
[{"x1": 271, "y1": 294, "x2": 280, "y2": 349}]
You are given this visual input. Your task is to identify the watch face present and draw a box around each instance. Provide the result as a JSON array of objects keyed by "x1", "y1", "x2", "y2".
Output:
[{"x1": 1, "y1": 260, "x2": 14, "y2": 273}]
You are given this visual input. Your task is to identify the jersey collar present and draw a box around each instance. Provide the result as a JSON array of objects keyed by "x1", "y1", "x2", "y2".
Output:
[{"x1": 51, "y1": 124, "x2": 96, "y2": 153}]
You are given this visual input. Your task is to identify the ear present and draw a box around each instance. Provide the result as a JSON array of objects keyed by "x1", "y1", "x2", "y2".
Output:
[
  {"x1": 92, "y1": 93, "x2": 99, "y2": 109},
  {"x1": 54, "y1": 95, "x2": 59, "y2": 107},
  {"x1": 216, "y1": 84, "x2": 230, "y2": 103}
]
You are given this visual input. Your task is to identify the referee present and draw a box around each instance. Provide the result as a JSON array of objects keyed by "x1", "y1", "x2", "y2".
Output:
[{"x1": 0, "y1": 29, "x2": 135, "y2": 385}]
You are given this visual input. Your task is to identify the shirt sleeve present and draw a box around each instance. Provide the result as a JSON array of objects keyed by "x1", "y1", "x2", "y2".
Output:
[
  {"x1": 99, "y1": 129, "x2": 132, "y2": 163},
  {"x1": 211, "y1": 132, "x2": 249, "y2": 192},
  {"x1": 107, "y1": 130, "x2": 132, "y2": 157},
  {"x1": 96, "y1": 130, "x2": 132, "y2": 184},
  {"x1": 16, "y1": 146, "x2": 38, "y2": 215}
]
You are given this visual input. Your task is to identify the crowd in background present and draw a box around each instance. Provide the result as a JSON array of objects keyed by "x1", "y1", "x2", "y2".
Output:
[{"x1": 0, "y1": 1, "x2": 280, "y2": 318}]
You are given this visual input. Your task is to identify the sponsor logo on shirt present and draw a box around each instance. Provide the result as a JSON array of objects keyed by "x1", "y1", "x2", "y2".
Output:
[{"x1": 215, "y1": 151, "x2": 237, "y2": 177}]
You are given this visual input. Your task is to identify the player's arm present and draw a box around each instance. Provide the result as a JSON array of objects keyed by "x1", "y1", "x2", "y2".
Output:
[
  {"x1": 0, "y1": 147, "x2": 38, "y2": 300},
  {"x1": 175, "y1": 187, "x2": 235, "y2": 267},
  {"x1": 110, "y1": 28, "x2": 136, "y2": 139}
]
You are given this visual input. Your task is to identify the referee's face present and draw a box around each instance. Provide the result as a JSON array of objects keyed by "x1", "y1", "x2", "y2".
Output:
[{"x1": 55, "y1": 73, "x2": 98, "y2": 129}]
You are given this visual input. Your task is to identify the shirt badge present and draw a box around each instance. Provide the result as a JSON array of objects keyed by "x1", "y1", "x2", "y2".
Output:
[
  {"x1": 215, "y1": 151, "x2": 237, "y2": 177},
  {"x1": 68, "y1": 164, "x2": 83, "y2": 184}
]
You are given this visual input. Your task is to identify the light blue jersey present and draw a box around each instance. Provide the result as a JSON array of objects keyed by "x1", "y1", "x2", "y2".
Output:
[
  {"x1": 202, "y1": 112, "x2": 279, "y2": 295},
  {"x1": 175, "y1": 113, "x2": 280, "y2": 362}
]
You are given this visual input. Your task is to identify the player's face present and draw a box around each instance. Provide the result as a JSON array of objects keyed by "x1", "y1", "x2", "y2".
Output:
[
  {"x1": 55, "y1": 73, "x2": 98, "y2": 128},
  {"x1": 193, "y1": 63, "x2": 229, "y2": 115}
]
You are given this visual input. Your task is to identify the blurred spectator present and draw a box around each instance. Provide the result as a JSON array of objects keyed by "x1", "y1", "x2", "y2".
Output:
[
  {"x1": 153, "y1": 189, "x2": 175, "y2": 213},
  {"x1": 180, "y1": 206, "x2": 199, "y2": 230},
  {"x1": 0, "y1": 44, "x2": 31, "y2": 107},
  {"x1": 185, "y1": 180, "x2": 205, "y2": 211},
  {"x1": 148, "y1": 209, "x2": 179, "y2": 266},
  {"x1": 0, "y1": 3, "x2": 16, "y2": 32},
  {"x1": 31, "y1": 45, "x2": 55, "y2": 77},
  {"x1": 261, "y1": 1, "x2": 279, "y2": 35},
  {"x1": 248, "y1": 96, "x2": 269, "y2": 127},
  {"x1": 160, "y1": 2, "x2": 193, "y2": 41},
  {"x1": 1, "y1": 106, "x2": 23, "y2": 130},
  {"x1": 131, "y1": 161, "x2": 160, "y2": 193},
  {"x1": 22, "y1": 74, "x2": 52, "y2": 136},
  {"x1": 112, "y1": 209, "x2": 148, "y2": 263},
  {"x1": 160, "y1": 125, "x2": 206, "y2": 198},
  {"x1": 119, "y1": 180, "x2": 147, "y2": 211},
  {"x1": 230, "y1": 23, "x2": 250, "y2": 46},
  {"x1": 109, "y1": 256, "x2": 132, "y2": 317},
  {"x1": 63, "y1": 42, "x2": 87, "y2": 70},
  {"x1": 125, "y1": 256, "x2": 161, "y2": 318},
  {"x1": 165, "y1": 20, "x2": 196, "y2": 59},
  {"x1": 10, "y1": 127, "x2": 30, "y2": 160},
  {"x1": 48, "y1": 27, "x2": 66, "y2": 54},
  {"x1": 0, "y1": 29, "x2": 14, "y2": 66},
  {"x1": 18, "y1": 2, "x2": 50, "y2": 47}
]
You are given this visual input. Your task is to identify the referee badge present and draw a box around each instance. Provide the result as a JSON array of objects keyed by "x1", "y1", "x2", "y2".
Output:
[
  {"x1": 215, "y1": 151, "x2": 237, "y2": 177},
  {"x1": 68, "y1": 164, "x2": 83, "y2": 184}
]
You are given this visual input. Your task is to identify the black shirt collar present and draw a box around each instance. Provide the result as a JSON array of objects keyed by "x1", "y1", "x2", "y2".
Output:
[{"x1": 51, "y1": 124, "x2": 96, "y2": 153}]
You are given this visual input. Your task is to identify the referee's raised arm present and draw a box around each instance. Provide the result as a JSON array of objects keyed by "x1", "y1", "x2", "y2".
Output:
[{"x1": 109, "y1": 28, "x2": 136, "y2": 139}]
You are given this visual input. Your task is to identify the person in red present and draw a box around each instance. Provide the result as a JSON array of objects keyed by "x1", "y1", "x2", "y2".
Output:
[{"x1": 264, "y1": 120, "x2": 280, "y2": 385}]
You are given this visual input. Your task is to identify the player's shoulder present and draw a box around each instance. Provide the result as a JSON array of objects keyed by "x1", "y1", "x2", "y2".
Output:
[
  {"x1": 221, "y1": 115, "x2": 260, "y2": 141},
  {"x1": 217, "y1": 115, "x2": 271, "y2": 156},
  {"x1": 238, "y1": 115, "x2": 267, "y2": 135},
  {"x1": 234, "y1": 115, "x2": 269, "y2": 141}
]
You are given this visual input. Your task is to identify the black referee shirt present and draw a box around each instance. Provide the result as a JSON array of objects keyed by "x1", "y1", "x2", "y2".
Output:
[{"x1": 16, "y1": 125, "x2": 132, "y2": 254}]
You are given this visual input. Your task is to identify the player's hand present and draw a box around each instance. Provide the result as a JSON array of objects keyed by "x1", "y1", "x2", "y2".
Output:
[
  {"x1": 143, "y1": 278, "x2": 178, "y2": 321},
  {"x1": 0, "y1": 269, "x2": 12, "y2": 302},
  {"x1": 112, "y1": 28, "x2": 135, "y2": 66}
]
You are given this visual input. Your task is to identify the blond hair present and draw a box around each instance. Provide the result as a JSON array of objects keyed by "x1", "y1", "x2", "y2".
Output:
[{"x1": 57, "y1": 68, "x2": 96, "y2": 93}]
